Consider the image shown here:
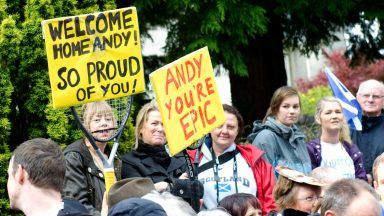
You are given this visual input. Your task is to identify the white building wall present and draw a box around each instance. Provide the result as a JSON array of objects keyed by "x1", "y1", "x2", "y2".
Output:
[{"x1": 285, "y1": 32, "x2": 347, "y2": 86}]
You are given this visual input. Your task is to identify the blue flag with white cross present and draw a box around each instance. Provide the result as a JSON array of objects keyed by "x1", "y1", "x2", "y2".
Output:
[{"x1": 324, "y1": 67, "x2": 362, "y2": 131}]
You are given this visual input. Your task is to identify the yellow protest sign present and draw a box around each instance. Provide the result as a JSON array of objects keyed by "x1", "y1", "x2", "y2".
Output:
[
  {"x1": 150, "y1": 47, "x2": 225, "y2": 156},
  {"x1": 42, "y1": 7, "x2": 145, "y2": 108}
]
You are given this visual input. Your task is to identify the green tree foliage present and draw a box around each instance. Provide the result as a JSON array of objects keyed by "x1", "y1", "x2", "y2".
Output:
[
  {"x1": 124, "y1": 0, "x2": 384, "y2": 129},
  {"x1": 10, "y1": 0, "x2": 74, "y2": 147},
  {"x1": 6, "y1": 0, "x2": 136, "y2": 150},
  {"x1": 0, "y1": 152, "x2": 13, "y2": 215},
  {"x1": 0, "y1": 2, "x2": 16, "y2": 214},
  {"x1": 0, "y1": 0, "x2": 136, "y2": 213},
  {"x1": 127, "y1": 0, "x2": 278, "y2": 129},
  {"x1": 0, "y1": 17, "x2": 18, "y2": 154},
  {"x1": 299, "y1": 85, "x2": 333, "y2": 116},
  {"x1": 118, "y1": 114, "x2": 136, "y2": 154},
  {"x1": 133, "y1": 0, "x2": 268, "y2": 76}
]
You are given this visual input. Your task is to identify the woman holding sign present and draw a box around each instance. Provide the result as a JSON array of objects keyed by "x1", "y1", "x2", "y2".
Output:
[
  {"x1": 63, "y1": 101, "x2": 119, "y2": 215},
  {"x1": 121, "y1": 100, "x2": 203, "y2": 203},
  {"x1": 188, "y1": 104, "x2": 276, "y2": 215}
]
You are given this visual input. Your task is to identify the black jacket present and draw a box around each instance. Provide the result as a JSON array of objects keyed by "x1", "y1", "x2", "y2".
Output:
[
  {"x1": 121, "y1": 149, "x2": 203, "y2": 199},
  {"x1": 58, "y1": 197, "x2": 91, "y2": 216},
  {"x1": 62, "y1": 140, "x2": 120, "y2": 216},
  {"x1": 351, "y1": 114, "x2": 384, "y2": 173}
]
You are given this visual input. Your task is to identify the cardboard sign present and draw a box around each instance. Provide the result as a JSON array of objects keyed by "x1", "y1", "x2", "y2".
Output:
[
  {"x1": 150, "y1": 47, "x2": 225, "y2": 156},
  {"x1": 42, "y1": 7, "x2": 145, "y2": 108}
]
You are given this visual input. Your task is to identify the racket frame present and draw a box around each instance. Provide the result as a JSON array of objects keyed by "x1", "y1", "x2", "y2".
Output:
[{"x1": 70, "y1": 96, "x2": 133, "y2": 191}]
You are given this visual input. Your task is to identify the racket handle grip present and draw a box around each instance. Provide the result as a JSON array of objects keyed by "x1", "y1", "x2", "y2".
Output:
[{"x1": 104, "y1": 168, "x2": 116, "y2": 193}]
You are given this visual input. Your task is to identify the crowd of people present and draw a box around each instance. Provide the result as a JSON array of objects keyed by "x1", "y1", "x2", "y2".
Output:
[{"x1": 6, "y1": 78, "x2": 384, "y2": 216}]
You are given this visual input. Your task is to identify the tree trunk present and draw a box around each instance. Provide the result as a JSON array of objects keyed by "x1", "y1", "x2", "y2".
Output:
[{"x1": 230, "y1": 9, "x2": 286, "y2": 136}]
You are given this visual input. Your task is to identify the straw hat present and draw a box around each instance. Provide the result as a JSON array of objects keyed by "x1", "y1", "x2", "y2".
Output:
[{"x1": 275, "y1": 165, "x2": 325, "y2": 187}]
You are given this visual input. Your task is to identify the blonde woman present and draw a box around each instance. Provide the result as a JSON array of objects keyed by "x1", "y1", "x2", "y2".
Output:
[
  {"x1": 121, "y1": 100, "x2": 203, "y2": 203},
  {"x1": 63, "y1": 101, "x2": 117, "y2": 215},
  {"x1": 306, "y1": 96, "x2": 367, "y2": 181}
]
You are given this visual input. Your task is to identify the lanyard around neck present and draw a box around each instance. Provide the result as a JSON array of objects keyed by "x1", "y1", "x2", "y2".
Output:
[{"x1": 210, "y1": 147, "x2": 238, "y2": 204}]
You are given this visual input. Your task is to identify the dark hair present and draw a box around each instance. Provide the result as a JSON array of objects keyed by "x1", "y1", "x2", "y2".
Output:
[
  {"x1": 11, "y1": 138, "x2": 66, "y2": 192},
  {"x1": 263, "y1": 86, "x2": 301, "y2": 122},
  {"x1": 223, "y1": 104, "x2": 244, "y2": 142},
  {"x1": 218, "y1": 193, "x2": 261, "y2": 216}
]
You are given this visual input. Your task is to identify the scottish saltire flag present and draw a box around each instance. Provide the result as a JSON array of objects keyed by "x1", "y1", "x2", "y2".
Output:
[
  {"x1": 324, "y1": 67, "x2": 362, "y2": 130},
  {"x1": 217, "y1": 183, "x2": 231, "y2": 192}
]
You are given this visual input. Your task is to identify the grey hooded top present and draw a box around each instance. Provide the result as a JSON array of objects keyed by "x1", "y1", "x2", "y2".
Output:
[{"x1": 248, "y1": 116, "x2": 312, "y2": 174}]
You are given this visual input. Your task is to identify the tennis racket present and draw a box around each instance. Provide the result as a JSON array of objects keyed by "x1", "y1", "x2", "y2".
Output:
[{"x1": 71, "y1": 96, "x2": 133, "y2": 192}]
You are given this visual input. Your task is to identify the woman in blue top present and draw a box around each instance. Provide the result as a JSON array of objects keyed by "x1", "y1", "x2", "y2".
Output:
[
  {"x1": 306, "y1": 96, "x2": 367, "y2": 181},
  {"x1": 248, "y1": 86, "x2": 311, "y2": 174}
]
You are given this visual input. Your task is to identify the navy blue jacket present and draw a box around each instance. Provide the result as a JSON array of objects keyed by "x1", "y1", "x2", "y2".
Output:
[{"x1": 351, "y1": 114, "x2": 384, "y2": 174}]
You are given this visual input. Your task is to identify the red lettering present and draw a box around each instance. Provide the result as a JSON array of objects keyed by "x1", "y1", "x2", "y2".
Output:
[
  {"x1": 204, "y1": 100, "x2": 216, "y2": 125},
  {"x1": 165, "y1": 99, "x2": 172, "y2": 119},
  {"x1": 205, "y1": 77, "x2": 214, "y2": 95},
  {"x1": 196, "y1": 82, "x2": 207, "y2": 102},
  {"x1": 193, "y1": 53, "x2": 202, "y2": 78},
  {"x1": 184, "y1": 90, "x2": 195, "y2": 108},
  {"x1": 180, "y1": 112, "x2": 194, "y2": 140},
  {"x1": 175, "y1": 64, "x2": 186, "y2": 87},
  {"x1": 178, "y1": 101, "x2": 216, "y2": 141},
  {"x1": 165, "y1": 54, "x2": 202, "y2": 96},
  {"x1": 185, "y1": 60, "x2": 195, "y2": 82},
  {"x1": 165, "y1": 69, "x2": 179, "y2": 95},
  {"x1": 198, "y1": 105, "x2": 206, "y2": 128},
  {"x1": 175, "y1": 96, "x2": 183, "y2": 114},
  {"x1": 190, "y1": 109, "x2": 198, "y2": 133}
]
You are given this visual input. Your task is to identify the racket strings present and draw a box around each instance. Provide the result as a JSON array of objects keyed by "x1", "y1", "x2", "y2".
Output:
[{"x1": 77, "y1": 98, "x2": 129, "y2": 142}]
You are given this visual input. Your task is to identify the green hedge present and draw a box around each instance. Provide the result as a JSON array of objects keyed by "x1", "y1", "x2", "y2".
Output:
[
  {"x1": 0, "y1": 0, "x2": 136, "y2": 213},
  {"x1": 298, "y1": 85, "x2": 333, "y2": 141},
  {"x1": 299, "y1": 85, "x2": 332, "y2": 116},
  {"x1": 0, "y1": 152, "x2": 21, "y2": 216}
]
